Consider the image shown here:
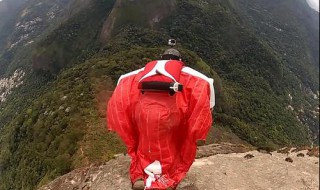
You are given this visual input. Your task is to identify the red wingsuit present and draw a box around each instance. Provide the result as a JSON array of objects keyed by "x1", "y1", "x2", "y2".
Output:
[{"x1": 107, "y1": 60, "x2": 214, "y2": 189}]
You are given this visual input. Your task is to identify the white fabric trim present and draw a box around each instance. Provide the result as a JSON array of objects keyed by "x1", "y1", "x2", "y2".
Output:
[
  {"x1": 144, "y1": 160, "x2": 162, "y2": 188},
  {"x1": 117, "y1": 66, "x2": 215, "y2": 108},
  {"x1": 182, "y1": 67, "x2": 215, "y2": 108},
  {"x1": 117, "y1": 68, "x2": 144, "y2": 85},
  {"x1": 139, "y1": 60, "x2": 177, "y2": 82}
]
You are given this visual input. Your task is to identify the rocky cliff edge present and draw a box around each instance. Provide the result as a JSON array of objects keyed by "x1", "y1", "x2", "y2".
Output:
[{"x1": 39, "y1": 143, "x2": 319, "y2": 190}]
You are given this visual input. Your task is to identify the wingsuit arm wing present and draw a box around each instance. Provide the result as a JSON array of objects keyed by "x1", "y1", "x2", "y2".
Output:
[
  {"x1": 107, "y1": 75, "x2": 144, "y2": 182},
  {"x1": 173, "y1": 77, "x2": 213, "y2": 182},
  {"x1": 107, "y1": 77, "x2": 138, "y2": 153},
  {"x1": 187, "y1": 80, "x2": 213, "y2": 142}
]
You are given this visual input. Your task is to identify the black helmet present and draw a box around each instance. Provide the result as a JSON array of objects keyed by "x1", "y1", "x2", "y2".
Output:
[{"x1": 161, "y1": 48, "x2": 181, "y2": 60}]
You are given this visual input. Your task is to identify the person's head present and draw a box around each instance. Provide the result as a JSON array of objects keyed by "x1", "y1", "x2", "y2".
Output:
[{"x1": 161, "y1": 48, "x2": 182, "y2": 61}]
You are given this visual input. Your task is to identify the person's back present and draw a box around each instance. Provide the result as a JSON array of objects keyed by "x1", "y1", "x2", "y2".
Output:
[{"x1": 107, "y1": 45, "x2": 214, "y2": 190}]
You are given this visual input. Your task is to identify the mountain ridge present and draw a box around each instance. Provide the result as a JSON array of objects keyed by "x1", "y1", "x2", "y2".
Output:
[{"x1": 0, "y1": 0, "x2": 318, "y2": 189}]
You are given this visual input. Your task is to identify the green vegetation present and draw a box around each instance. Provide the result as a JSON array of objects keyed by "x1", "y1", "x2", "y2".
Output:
[
  {"x1": 110, "y1": 0, "x2": 175, "y2": 32},
  {"x1": 0, "y1": 0, "x2": 318, "y2": 189},
  {"x1": 0, "y1": 46, "x2": 219, "y2": 189},
  {"x1": 32, "y1": 0, "x2": 115, "y2": 73},
  {"x1": 160, "y1": 0, "x2": 314, "y2": 147}
]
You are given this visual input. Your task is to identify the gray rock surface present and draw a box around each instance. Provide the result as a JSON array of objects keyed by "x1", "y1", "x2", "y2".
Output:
[{"x1": 39, "y1": 143, "x2": 319, "y2": 190}]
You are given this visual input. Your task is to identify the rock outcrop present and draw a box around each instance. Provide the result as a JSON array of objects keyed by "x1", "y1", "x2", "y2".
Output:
[
  {"x1": 39, "y1": 143, "x2": 319, "y2": 190},
  {"x1": 0, "y1": 69, "x2": 25, "y2": 102},
  {"x1": 99, "y1": 0, "x2": 176, "y2": 44}
]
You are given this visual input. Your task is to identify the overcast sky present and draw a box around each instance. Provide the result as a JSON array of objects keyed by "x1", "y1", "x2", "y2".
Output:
[
  {"x1": 0, "y1": 0, "x2": 319, "y2": 9},
  {"x1": 307, "y1": 0, "x2": 319, "y2": 11},
  {"x1": 0, "y1": 0, "x2": 318, "y2": 12}
]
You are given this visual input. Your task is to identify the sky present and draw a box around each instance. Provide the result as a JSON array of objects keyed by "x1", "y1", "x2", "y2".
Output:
[
  {"x1": 0, "y1": 0, "x2": 318, "y2": 10},
  {"x1": 307, "y1": 0, "x2": 319, "y2": 12}
]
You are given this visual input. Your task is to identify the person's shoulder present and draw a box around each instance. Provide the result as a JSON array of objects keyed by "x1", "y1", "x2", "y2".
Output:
[
  {"x1": 117, "y1": 67, "x2": 145, "y2": 85},
  {"x1": 182, "y1": 66, "x2": 215, "y2": 108},
  {"x1": 181, "y1": 67, "x2": 213, "y2": 82}
]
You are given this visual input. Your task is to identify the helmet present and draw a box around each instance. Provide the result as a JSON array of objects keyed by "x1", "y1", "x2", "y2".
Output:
[{"x1": 161, "y1": 48, "x2": 181, "y2": 60}]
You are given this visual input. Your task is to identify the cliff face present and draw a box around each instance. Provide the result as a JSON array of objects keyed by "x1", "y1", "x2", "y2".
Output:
[
  {"x1": 99, "y1": 0, "x2": 176, "y2": 44},
  {"x1": 39, "y1": 144, "x2": 319, "y2": 190}
]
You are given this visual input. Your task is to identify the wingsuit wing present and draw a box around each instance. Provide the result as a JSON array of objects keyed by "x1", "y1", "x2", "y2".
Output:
[
  {"x1": 181, "y1": 67, "x2": 214, "y2": 141},
  {"x1": 107, "y1": 76, "x2": 137, "y2": 151},
  {"x1": 107, "y1": 73, "x2": 144, "y2": 182},
  {"x1": 186, "y1": 76, "x2": 213, "y2": 142},
  {"x1": 172, "y1": 68, "x2": 213, "y2": 182}
]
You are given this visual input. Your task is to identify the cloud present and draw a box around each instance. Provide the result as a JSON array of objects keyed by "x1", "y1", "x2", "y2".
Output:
[{"x1": 306, "y1": 0, "x2": 319, "y2": 12}]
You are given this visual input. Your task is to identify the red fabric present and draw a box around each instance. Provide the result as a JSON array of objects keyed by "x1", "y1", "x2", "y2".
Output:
[
  {"x1": 107, "y1": 61, "x2": 212, "y2": 189},
  {"x1": 139, "y1": 60, "x2": 184, "y2": 84}
]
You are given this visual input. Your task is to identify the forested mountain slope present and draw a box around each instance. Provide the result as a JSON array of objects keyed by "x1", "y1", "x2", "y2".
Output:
[{"x1": 0, "y1": 0, "x2": 318, "y2": 189}]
